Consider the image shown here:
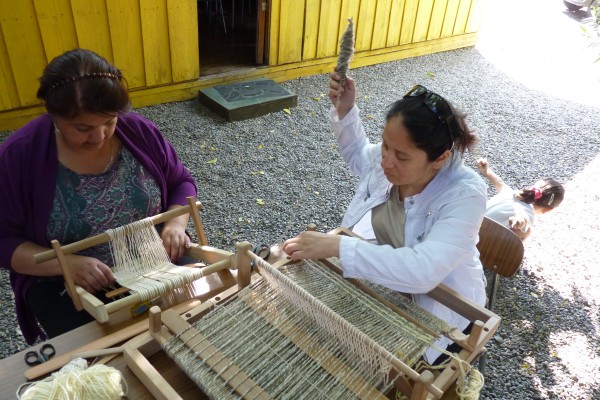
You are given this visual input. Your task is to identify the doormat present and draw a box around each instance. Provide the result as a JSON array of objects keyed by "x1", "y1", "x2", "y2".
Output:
[{"x1": 198, "y1": 78, "x2": 297, "y2": 122}]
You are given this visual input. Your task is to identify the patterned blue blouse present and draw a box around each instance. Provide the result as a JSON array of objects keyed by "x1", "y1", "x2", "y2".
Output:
[{"x1": 46, "y1": 147, "x2": 161, "y2": 266}]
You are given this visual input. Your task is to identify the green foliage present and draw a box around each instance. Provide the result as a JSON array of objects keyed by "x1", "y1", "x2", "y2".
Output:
[{"x1": 583, "y1": 1, "x2": 600, "y2": 63}]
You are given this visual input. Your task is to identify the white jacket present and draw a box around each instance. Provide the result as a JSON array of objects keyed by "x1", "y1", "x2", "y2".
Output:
[
  {"x1": 485, "y1": 186, "x2": 535, "y2": 234},
  {"x1": 331, "y1": 105, "x2": 488, "y2": 362}
]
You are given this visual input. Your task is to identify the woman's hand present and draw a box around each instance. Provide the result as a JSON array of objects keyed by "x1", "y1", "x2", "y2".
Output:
[
  {"x1": 161, "y1": 210, "x2": 191, "y2": 262},
  {"x1": 65, "y1": 255, "x2": 115, "y2": 293},
  {"x1": 329, "y1": 71, "x2": 356, "y2": 120},
  {"x1": 283, "y1": 231, "x2": 341, "y2": 260}
]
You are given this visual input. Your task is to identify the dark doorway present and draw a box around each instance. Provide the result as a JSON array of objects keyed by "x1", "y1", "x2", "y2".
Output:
[{"x1": 198, "y1": 0, "x2": 259, "y2": 76}]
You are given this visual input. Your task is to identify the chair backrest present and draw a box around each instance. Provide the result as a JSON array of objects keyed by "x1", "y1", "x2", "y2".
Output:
[{"x1": 477, "y1": 216, "x2": 524, "y2": 277}]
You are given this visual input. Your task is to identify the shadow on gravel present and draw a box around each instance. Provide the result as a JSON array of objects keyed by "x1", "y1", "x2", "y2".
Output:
[{"x1": 481, "y1": 270, "x2": 599, "y2": 399}]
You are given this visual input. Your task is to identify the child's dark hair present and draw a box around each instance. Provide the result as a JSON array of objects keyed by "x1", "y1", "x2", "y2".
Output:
[
  {"x1": 37, "y1": 48, "x2": 131, "y2": 118},
  {"x1": 386, "y1": 87, "x2": 477, "y2": 161},
  {"x1": 515, "y1": 178, "x2": 565, "y2": 209}
]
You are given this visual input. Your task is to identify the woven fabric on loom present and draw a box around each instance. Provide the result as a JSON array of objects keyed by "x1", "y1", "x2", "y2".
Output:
[
  {"x1": 322, "y1": 258, "x2": 452, "y2": 335},
  {"x1": 107, "y1": 218, "x2": 201, "y2": 302},
  {"x1": 161, "y1": 259, "x2": 448, "y2": 399}
]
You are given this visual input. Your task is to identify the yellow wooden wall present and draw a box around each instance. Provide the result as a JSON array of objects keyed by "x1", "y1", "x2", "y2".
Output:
[
  {"x1": 268, "y1": 0, "x2": 486, "y2": 65},
  {"x1": 0, "y1": 0, "x2": 486, "y2": 130},
  {"x1": 0, "y1": 0, "x2": 199, "y2": 128}
]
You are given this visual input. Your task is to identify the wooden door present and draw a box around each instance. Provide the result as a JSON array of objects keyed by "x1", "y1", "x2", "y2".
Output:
[{"x1": 256, "y1": 0, "x2": 268, "y2": 64}]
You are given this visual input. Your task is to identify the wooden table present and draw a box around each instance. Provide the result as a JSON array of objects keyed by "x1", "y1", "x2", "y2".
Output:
[{"x1": 1, "y1": 271, "x2": 236, "y2": 399}]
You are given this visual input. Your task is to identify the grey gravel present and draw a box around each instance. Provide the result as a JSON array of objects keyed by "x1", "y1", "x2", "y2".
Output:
[{"x1": 1, "y1": 0, "x2": 599, "y2": 399}]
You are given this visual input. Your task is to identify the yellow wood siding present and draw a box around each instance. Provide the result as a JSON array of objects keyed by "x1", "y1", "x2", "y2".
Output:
[
  {"x1": 338, "y1": 0, "x2": 361, "y2": 45},
  {"x1": 427, "y1": 0, "x2": 449, "y2": 41},
  {"x1": 454, "y1": 0, "x2": 473, "y2": 35},
  {"x1": 400, "y1": 0, "x2": 419, "y2": 45},
  {"x1": 0, "y1": 26, "x2": 20, "y2": 110},
  {"x1": 276, "y1": 0, "x2": 306, "y2": 64},
  {"x1": 141, "y1": 0, "x2": 172, "y2": 85},
  {"x1": 71, "y1": 0, "x2": 113, "y2": 57},
  {"x1": 466, "y1": 0, "x2": 487, "y2": 33},
  {"x1": 303, "y1": 0, "x2": 321, "y2": 60},
  {"x1": 413, "y1": 0, "x2": 435, "y2": 43},
  {"x1": 441, "y1": 0, "x2": 462, "y2": 38},
  {"x1": 34, "y1": 0, "x2": 78, "y2": 61},
  {"x1": 316, "y1": 0, "x2": 342, "y2": 58},
  {"x1": 371, "y1": 0, "x2": 393, "y2": 50},
  {"x1": 386, "y1": 0, "x2": 406, "y2": 48},
  {"x1": 107, "y1": 0, "x2": 146, "y2": 88},
  {"x1": 167, "y1": 0, "x2": 199, "y2": 82},
  {"x1": 0, "y1": 0, "x2": 46, "y2": 106},
  {"x1": 0, "y1": 0, "x2": 487, "y2": 130},
  {"x1": 355, "y1": 0, "x2": 376, "y2": 52}
]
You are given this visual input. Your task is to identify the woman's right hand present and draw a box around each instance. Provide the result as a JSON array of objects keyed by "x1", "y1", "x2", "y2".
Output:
[
  {"x1": 329, "y1": 71, "x2": 356, "y2": 120},
  {"x1": 65, "y1": 255, "x2": 115, "y2": 293}
]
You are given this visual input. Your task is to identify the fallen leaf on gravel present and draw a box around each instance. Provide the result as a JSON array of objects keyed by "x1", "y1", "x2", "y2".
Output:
[
  {"x1": 206, "y1": 157, "x2": 217, "y2": 164},
  {"x1": 283, "y1": 108, "x2": 291, "y2": 114},
  {"x1": 256, "y1": 199, "x2": 265, "y2": 205}
]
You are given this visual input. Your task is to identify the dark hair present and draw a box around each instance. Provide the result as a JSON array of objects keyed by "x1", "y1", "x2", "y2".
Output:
[
  {"x1": 37, "y1": 49, "x2": 131, "y2": 118},
  {"x1": 515, "y1": 178, "x2": 565, "y2": 209},
  {"x1": 385, "y1": 95, "x2": 477, "y2": 161}
]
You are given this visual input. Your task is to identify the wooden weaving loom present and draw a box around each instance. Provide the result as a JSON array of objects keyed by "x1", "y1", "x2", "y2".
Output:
[
  {"x1": 33, "y1": 197, "x2": 237, "y2": 324},
  {"x1": 124, "y1": 230, "x2": 501, "y2": 400}
]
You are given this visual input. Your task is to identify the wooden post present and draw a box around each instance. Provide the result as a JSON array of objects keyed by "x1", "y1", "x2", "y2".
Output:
[
  {"x1": 467, "y1": 320, "x2": 485, "y2": 349},
  {"x1": 149, "y1": 306, "x2": 162, "y2": 333},
  {"x1": 236, "y1": 241, "x2": 252, "y2": 289},
  {"x1": 411, "y1": 370, "x2": 435, "y2": 400},
  {"x1": 187, "y1": 196, "x2": 208, "y2": 245},
  {"x1": 52, "y1": 240, "x2": 83, "y2": 311}
]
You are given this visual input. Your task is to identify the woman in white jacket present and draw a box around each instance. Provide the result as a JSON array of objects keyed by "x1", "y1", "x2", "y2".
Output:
[{"x1": 283, "y1": 71, "x2": 488, "y2": 363}]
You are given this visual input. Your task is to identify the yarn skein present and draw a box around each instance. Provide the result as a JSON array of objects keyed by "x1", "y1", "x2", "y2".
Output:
[{"x1": 17, "y1": 357, "x2": 127, "y2": 400}]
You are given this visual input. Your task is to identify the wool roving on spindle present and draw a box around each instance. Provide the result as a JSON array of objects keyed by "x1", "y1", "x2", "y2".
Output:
[{"x1": 336, "y1": 18, "x2": 355, "y2": 88}]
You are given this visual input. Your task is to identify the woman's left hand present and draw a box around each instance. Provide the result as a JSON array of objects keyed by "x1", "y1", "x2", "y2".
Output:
[
  {"x1": 161, "y1": 215, "x2": 191, "y2": 262},
  {"x1": 283, "y1": 231, "x2": 341, "y2": 260}
]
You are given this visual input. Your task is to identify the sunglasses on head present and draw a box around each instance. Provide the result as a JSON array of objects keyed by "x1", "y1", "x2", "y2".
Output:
[{"x1": 403, "y1": 85, "x2": 453, "y2": 125}]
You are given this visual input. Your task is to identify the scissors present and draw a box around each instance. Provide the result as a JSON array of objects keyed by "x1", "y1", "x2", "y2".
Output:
[{"x1": 24, "y1": 343, "x2": 56, "y2": 366}]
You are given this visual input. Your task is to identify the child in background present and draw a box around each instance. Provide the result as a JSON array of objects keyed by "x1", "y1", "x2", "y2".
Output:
[{"x1": 476, "y1": 158, "x2": 565, "y2": 240}]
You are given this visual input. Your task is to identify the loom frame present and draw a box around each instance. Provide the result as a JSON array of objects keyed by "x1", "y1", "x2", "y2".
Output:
[
  {"x1": 328, "y1": 227, "x2": 501, "y2": 398},
  {"x1": 124, "y1": 236, "x2": 501, "y2": 400},
  {"x1": 33, "y1": 197, "x2": 236, "y2": 324}
]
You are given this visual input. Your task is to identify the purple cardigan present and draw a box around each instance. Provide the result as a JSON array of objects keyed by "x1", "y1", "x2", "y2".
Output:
[{"x1": 0, "y1": 112, "x2": 197, "y2": 344}]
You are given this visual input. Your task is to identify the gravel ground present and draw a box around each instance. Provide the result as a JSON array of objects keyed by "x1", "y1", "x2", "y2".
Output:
[{"x1": 1, "y1": 0, "x2": 599, "y2": 399}]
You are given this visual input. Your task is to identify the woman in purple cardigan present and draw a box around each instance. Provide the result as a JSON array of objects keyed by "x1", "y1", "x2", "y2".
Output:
[{"x1": 0, "y1": 49, "x2": 197, "y2": 344}]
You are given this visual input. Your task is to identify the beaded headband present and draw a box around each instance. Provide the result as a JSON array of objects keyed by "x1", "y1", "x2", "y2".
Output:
[{"x1": 46, "y1": 72, "x2": 121, "y2": 95}]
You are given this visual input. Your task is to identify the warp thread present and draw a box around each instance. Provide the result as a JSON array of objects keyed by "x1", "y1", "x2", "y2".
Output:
[{"x1": 17, "y1": 357, "x2": 127, "y2": 400}]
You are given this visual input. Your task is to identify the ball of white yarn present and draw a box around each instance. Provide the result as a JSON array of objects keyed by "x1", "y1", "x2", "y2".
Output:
[{"x1": 18, "y1": 357, "x2": 126, "y2": 400}]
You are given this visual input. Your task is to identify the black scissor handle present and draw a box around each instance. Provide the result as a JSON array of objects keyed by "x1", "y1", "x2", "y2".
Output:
[
  {"x1": 24, "y1": 343, "x2": 56, "y2": 366},
  {"x1": 39, "y1": 343, "x2": 56, "y2": 361},
  {"x1": 24, "y1": 350, "x2": 44, "y2": 366}
]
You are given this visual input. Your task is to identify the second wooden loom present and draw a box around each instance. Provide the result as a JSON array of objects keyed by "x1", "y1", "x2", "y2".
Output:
[{"x1": 122, "y1": 229, "x2": 501, "y2": 400}]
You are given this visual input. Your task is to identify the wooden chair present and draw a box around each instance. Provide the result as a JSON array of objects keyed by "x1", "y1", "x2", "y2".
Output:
[
  {"x1": 477, "y1": 216, "x2": 525, "y2": 312},
  {"x1": 476, "y1": 216, "x2": 524, "y2": 373}
]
